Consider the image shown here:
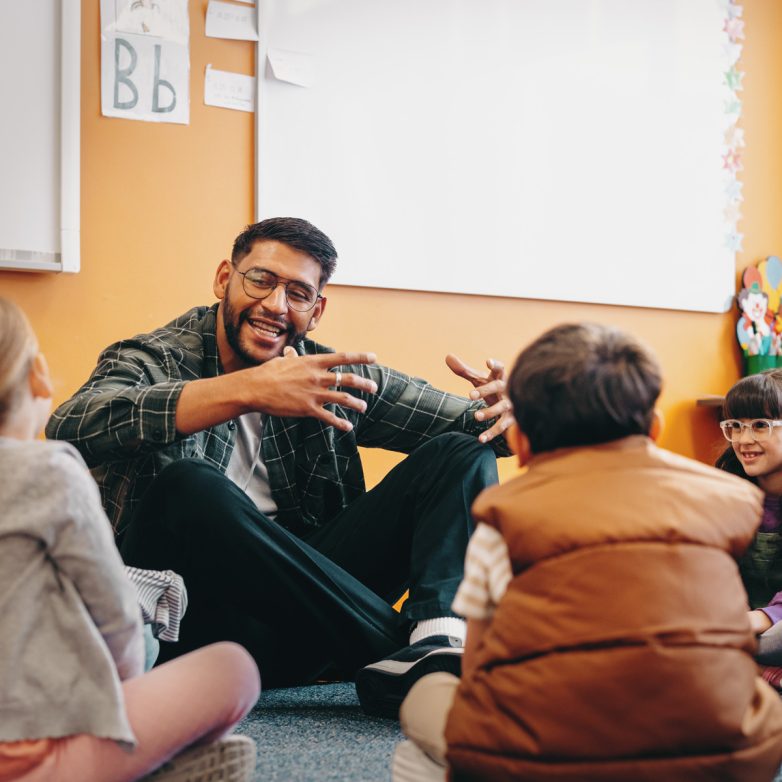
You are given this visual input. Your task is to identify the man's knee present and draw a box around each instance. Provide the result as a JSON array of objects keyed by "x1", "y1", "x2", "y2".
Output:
[
  {"x1": 148, "y1": 458, "x2": 246, "y2": 512},
  {"x1": 137, "y1": 458, "x2": 244, "y2": 537},
  {"x1": 424, "y1": 432, "x2": 497, "y2": 471},
  {"x1": 153, "y1": 457, "x2": 223, "y2": 494}
]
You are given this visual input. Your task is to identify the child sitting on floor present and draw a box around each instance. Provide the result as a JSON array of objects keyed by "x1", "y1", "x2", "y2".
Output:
[
  {"x1": 0, "y1": 297, "x2": 260, "y2": 782},
  {"x1": 393, "y1": 322, "x2": 782, "y2": 782},
  {"x1": 716, "y1": 369, "x2": 782, "y2": 681}
]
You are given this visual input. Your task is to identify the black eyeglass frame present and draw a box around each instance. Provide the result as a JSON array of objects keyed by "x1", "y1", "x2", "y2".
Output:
[{"x1": 232, "y1": 265, "x2": 323, "y2": 312}]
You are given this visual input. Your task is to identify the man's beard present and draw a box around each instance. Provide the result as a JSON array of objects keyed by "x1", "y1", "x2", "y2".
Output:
[{"x1": 222, "y1": 298, "x2": 306, "y2": 367}]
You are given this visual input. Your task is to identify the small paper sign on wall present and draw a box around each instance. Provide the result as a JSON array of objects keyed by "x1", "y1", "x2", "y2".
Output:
[
  {"x1": 205, "y1": 0, "x2": 258, "y2": 41},
  {"x1": 100, "y1": 0, "x2": 190, "y2": 125},
  {"x1": 267, "y1": 48, "x2": 314, "y2": 88},
  {"x1": 205, "y1": 65, "x2": 255, "y2": 112}
]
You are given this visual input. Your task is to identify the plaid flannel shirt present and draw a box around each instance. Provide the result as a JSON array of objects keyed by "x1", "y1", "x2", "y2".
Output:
[{"x1": 46, "y1": 304, "x2": 509, "y2": 538}]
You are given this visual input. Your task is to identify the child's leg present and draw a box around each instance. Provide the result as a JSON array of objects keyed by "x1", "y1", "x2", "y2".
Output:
[
  {"x1": 400, "y1": 671, "x2": 458, "y2": 763},
  {"x1": 393, "y1": 671, "x2": 458, "y2": 782},
  {"x1": 393, "y1": 741, "x2": 447, "y2": 782},
  {"x1": 23, "y1": 642, "x2": 260, "y2": 782}
]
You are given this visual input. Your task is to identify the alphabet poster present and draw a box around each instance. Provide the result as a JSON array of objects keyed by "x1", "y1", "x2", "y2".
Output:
[{"x1": 100, "y1": 0, "x2": 190, "y2": 124}]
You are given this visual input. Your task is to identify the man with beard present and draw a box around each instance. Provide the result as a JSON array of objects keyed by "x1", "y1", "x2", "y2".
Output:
[{"x1": 47, "y1": 217, "x2": 512, "y2": 718}]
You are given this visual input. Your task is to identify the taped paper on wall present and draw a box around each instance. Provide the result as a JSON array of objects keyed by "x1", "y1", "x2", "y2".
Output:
[
  {"x1": 100, "y1": 0, "x2": 190, "y2": 124},
  {"x1": 205, "y1": 65, "x2": 255, "y2": 112},
  {"x1": 267, "y1": 47, "x2": 314, "y2": 88},
  {"x1": 205, "y1": 0, "x2": 258, "y2": 41},
  {"x1": 107, "y1": 0, "x2": 189, "y2": 43}
]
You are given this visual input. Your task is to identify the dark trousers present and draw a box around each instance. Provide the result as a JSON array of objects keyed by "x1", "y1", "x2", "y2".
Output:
[{"x1": 120, "y1": 432, "x2": 498, "y2": 687}]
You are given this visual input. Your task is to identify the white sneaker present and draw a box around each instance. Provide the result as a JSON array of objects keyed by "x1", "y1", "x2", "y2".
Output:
[{"x1": 142, "y1": 735, "x2": 256, "y2": 782}]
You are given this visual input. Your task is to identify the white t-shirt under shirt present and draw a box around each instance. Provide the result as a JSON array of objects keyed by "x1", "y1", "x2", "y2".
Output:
[{"x1": 224, "y1": 413, "x2": 279, "y2": 518}]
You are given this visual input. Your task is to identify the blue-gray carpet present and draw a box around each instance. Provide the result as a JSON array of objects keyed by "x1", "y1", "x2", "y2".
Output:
[
  {"x1": 237, "y1": 682, "x2": 402, "y2": 782},
  {"x1": 237, "y1": 683, "x2": 782, "y2": 782}
]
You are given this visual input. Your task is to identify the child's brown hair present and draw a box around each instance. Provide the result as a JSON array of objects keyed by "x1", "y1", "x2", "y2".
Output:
[{"x1": 508, "y1": 322, "x2": 662, "y2": 454}]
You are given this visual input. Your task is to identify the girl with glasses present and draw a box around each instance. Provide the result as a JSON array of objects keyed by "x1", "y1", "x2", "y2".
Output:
[{"x1": 716, "y1": 369, "x2": 782, "y2": 645}]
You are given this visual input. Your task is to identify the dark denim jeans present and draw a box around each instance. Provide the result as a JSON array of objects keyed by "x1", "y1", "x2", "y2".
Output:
[{"x1": 120, "y1": 432, "x2": 498, "y2": 687}]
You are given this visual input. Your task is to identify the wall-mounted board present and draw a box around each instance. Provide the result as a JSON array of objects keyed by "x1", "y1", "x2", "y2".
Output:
[
  {"x1": 257, "y1": 0, "x2": 740, "y2": 313},
  {"x1": 0, "y1": 0, "x2": 80, "y2": 273}
]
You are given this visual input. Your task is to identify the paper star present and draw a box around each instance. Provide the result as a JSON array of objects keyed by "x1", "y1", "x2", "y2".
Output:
[
  {"x1": 725, "y1": 179, "x2": 744, "y2": 202},
  {"x1": 724, "y1": 125, "x2": 745, "y2": 148},
  {"x1": 723, "y1": 42, "x2": 742, "y2": 66},
  {"x1": 725, "y1": 68, "x2": 744, "y2": 91},
  {"x1": 722, "y1": 150, "x2": 743, "y2": 173},
  {"x1": 725, "y1": 232, "x2": 744, "y2": 252},
  {"x1": 724, "y1": 97, "x2": 742, "y2": 115},
  {"x1": 728, "y1": 3, "x2": 743, "y2": 19},
  {"x1": 724, "y1": 18, "x2": 745, "y2": 41},
  {"x1": 724, "y1": 203, "x2": 742, "y2": 225}
]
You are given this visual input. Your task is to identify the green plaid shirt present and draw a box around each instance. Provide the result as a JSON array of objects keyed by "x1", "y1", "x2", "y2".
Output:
[{"x1": 46, "y1": 305, "x2": 509, "y2": 538}]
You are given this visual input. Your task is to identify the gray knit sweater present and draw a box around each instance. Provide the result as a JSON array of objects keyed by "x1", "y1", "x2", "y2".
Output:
[{"x1": 0, "y1": 437, "x2": 144, "y2": 746}]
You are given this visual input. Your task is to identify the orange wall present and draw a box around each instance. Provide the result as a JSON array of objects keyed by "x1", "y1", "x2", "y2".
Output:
[{"x1": 1, "y1": 1, "x2": 781, "y2": 487}]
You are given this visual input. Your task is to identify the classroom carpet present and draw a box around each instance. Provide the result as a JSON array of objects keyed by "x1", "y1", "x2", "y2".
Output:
[
  {"x1": 237, "y1": 683, "x2": 782, "y2": 782},
  {"x1": 236, "y1": 682, "x2": 402, "y2": 782}
]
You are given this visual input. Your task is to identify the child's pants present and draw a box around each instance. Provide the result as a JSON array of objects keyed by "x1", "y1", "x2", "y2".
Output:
[
  {"x1": 393, "y1": 671, "x2": 459, "y2": 782},
  {"x1": 8, "y1": 642, "x2": 260, "y2": 782}
]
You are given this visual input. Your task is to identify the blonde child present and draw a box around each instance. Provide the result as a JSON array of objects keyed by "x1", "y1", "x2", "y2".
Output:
[
  {"x1": 394, "y1": 323, "x2": 782, "y2": 782},
  {"x1": 0, "y1": 297, "x2": 260, "y2": 782}
]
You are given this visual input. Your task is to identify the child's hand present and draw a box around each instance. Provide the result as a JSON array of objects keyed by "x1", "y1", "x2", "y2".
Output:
[{"x1": 749, "y1": 609, "x2": 774, "y2": 635}]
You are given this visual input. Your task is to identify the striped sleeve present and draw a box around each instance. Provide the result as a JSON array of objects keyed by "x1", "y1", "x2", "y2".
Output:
[
  {"x1": 452, "y1": 523, "x2": 512, "y2": 620},
  {"x1": 124, "y1": 566, "x2": 188, "y2": 642}
]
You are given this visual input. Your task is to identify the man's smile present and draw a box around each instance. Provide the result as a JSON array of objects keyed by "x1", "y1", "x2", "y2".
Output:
[{"x1": 245, "y1": 315, "x2": 286, "y2": 341}]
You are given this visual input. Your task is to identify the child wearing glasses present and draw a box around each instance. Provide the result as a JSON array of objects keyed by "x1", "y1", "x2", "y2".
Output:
[
  {"x1": 393, "y1": 323, "x2": 782, "y2": 782},
  {"x1": 717, "y1": 370, "x2": 782, "y2": 644},
  {"x1": 0, "y1": 298, "x2": 260, "y2": 782}
]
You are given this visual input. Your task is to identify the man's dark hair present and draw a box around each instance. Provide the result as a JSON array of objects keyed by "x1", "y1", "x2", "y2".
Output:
[
  {"x1": 715, "y1": 369, "x2": 782, "y2": 481},
  {"x1": 508, "y1": 322, "x2": 662, "y2": 454},
  {"x1": 231, "y1": 217, "x2": 338, "y2": 287}
]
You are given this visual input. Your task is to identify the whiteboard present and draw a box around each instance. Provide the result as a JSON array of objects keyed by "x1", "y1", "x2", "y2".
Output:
[
  {"x1": 0, "y1": 0, "x2": 80, "y2": 273},
  {"x1": 256, "y1": 0, "x2": 740, "y2": 313}
]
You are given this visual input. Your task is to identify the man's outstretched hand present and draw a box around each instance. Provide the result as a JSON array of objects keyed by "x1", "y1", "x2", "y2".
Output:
[
  {"x1": 445, "y1": 353, "x2": 513, "y2": 444},
  {"x1": 176, "y1": 349, "x2": 378, "y2": 436},
  {"x1": 246, "y1": 347, "x2": 378, "y2": 432}
]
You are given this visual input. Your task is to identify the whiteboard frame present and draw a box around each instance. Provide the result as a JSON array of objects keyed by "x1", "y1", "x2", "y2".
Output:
[
  {"x1": 60, "y1": 0, "x2": 81, "y2": 273},
  {"x1": 0, "y1": 0, "x2": 80, "y2": 274}
]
